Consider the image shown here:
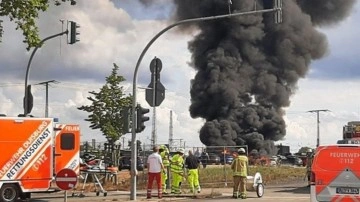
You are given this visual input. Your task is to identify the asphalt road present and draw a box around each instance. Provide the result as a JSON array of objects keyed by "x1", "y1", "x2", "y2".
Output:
[
  {"x1": 185, "y1": 183, "x2": 310, "y2": 202},
  {"x1": 25, "y1": 182, "x2": 310, "y2": 202}
]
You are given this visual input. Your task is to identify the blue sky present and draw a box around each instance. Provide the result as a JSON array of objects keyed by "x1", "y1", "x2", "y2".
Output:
[{"x1": 0, "y1": 0, "x2": 359, "y2": 153}]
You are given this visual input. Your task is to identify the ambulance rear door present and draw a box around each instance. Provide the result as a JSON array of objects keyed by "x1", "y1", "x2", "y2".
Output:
[
  {"x1": 54, "y1": 124, "x2": 80, "y2": 175},
  {"x1": 311, "y1": 145, "x2": 360, "y2": 202},
  {"x1": 0, "y1": 117, "x2": 54, "y2": 190}
]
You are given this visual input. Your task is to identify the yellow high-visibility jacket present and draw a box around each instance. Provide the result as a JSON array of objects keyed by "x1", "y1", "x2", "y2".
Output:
[
  {"x1": 231, "y1": 155, "x2": 248, "y2": 177},
  {"x1": 170, "y1": 154, "x2": 184, "y2": 174},
  {"x1": 160, "y1": 150, "x2": 170, "y2": 167}
]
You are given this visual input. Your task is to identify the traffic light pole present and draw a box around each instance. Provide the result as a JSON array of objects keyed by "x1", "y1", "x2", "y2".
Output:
[
  {"x1": 24, "y1": 30, "x2": 68, "y2": 116},
  {"x1": 130, "y1": 7, "x2": 282, "y2": 200}
]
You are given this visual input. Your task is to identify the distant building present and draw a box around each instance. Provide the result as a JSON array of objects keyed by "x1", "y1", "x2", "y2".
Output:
[{"x1": 276, "y1": 144, "x2": 290, "y2": 156}]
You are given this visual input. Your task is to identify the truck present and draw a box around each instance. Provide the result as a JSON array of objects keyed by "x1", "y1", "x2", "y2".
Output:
[
  {"x1": 0, "y1": 116, "x2": 80, "y2": 202},
  {"x1": 337, "y1": 121, "x2": 360, "y2": 144}
]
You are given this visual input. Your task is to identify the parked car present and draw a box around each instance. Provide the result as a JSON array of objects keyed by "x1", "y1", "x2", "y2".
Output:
[
  {"x1": 220, "y1": 154, "x2": 233, "y2": 165},
  {"x1": 279, "y1": 155, "x2": 303, "y2": 166},
  {"x1": 208, "y1": 153, "x2": 221, "y2": 165},
  {"x1": 118, "y1": 156, "x2": 144, "y2": 171},
  {"x1": 269, "y1": 157, "x2": 278, "y2": 166}
]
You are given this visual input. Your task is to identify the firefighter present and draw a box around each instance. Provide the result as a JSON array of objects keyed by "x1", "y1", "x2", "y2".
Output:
[
  {"x1": 170, "y1": 148, "x2": 185, "y2": 194},
  {"x1": 159, "y1": 145, "x2": 170, "y2": 194},
  {"x1": 306, "y1": 148, "x2": 314, "y2": 186},
  {"x1": 231, "y1": 148, "x2": 249, "y2": 199}
]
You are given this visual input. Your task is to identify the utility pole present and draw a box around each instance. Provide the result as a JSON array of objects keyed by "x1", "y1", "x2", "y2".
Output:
[
  {"x1": 36, "y1": 80, "x2": 59, "y2": 117},
  {"x1": 308, "y1": 109, "x2": 330, "y2": 147},
  {"x1": 121, "y1": 136, "x2": 126, "y2": 149},
  {"x1": 169, "y1": 110, "x2": 173, "y2": 151}
]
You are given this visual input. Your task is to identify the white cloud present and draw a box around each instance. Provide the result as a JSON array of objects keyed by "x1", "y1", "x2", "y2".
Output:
[{"x1": 283, "y1": 79, "x2": 360, "y2": 152}]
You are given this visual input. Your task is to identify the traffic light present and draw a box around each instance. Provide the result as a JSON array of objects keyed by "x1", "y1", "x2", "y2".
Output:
[
  {"x1": 273, "y1": 0, "x2": 282, "y2": 24},
  {"x1": 136, "y1": 104, "x2": 150, "y2": 133},
  {"x1": 69, "y1": 21, "x2": 80, "y2": 44},
  {"x1": 121, "y1": 106, "x2": 132, "y2": 134}
]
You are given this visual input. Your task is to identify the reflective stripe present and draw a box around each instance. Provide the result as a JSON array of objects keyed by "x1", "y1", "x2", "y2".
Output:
[{"x1": 170, "y1": 154, "x2": 184, "y2": 173}]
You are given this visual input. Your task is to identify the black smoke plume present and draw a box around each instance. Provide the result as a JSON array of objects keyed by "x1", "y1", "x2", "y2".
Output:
[
  {"x1": 170, "y1": 0, "x2": 355, "y2": 155},
  {"x1": 139, "y1": 0, "x2": 355, "y2": 154}
]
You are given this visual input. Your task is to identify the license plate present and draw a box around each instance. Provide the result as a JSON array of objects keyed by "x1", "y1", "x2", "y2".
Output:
[{"x1": 336, "y1": 187, "x2": 359, "y2": 194}]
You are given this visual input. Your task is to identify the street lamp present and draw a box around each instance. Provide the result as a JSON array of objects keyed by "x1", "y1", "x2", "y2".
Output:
[
  {"x1": 129, "y1": 4, "x2": 283, "y2": 200},
  {"x1": 24, "y1": 31, "x2": 68, "y2": 116}
]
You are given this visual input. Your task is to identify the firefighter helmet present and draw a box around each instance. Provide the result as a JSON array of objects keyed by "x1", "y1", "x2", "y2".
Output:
[
  {"x1": 177, "y1": 148, "x2": 185, "y2": 153},
  {"x1": 238, "y1": 148, "x2": 246, "y2": 154}
]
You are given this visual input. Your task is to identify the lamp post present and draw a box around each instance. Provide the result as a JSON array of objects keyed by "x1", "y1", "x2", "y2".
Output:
[
  {"x1": 129, "y1": 6, "x2": 282, "y2": 200},
  {"x1": 24, "y1": 31, "x2": 68, "y2": 116}
]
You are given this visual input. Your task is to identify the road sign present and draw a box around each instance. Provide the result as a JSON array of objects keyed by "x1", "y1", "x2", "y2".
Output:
[
  {"x1": 150, "y1": 57, "x2": 162, "y2": 73},
  {"x1": 146, "y1": 57, "x2": 165, "y2": 107},
  {"x1": 145, "y1": 81, "x2": 165, "y2": 107},
  {"x1": 55, "y1": 168, "x2": 77, "y2": 190}
]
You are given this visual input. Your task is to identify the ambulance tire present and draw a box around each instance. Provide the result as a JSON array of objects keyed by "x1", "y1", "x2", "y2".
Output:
[
  {"x1": 256, "y1": 183, "x2": 264, "y2": 198},
  {"x1": 0, "y1": 184, "x2": 20, "y2": 202}
]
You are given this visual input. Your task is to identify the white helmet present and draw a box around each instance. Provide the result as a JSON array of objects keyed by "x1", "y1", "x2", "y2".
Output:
[
  {"x1": 177, "y1": 148, "x2": 185, "y2": 153},
  {"x1": 238, "y1": 148, "x2": 246, "y2": 153}
]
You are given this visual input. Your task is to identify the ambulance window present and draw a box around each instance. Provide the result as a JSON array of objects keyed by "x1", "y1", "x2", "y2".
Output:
[{"x1": 61, "y1": 133, "x2": 75, "y2": 150}]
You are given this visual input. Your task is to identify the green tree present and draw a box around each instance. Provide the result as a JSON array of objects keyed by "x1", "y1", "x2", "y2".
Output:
[
  {"x1": 0, "y1": 0, "x2": 75, "y2": 49},
  {"x1": 78, "y1": 63, "x2": 132, "y2": 142}
]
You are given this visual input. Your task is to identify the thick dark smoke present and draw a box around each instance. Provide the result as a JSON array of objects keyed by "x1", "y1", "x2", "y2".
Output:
[
  {"x1": 139, "y1": 0, "x2": 355, "y2": 154},
  {"x1": 297, "y1": 0, "x2": 356, "y2": 26}
]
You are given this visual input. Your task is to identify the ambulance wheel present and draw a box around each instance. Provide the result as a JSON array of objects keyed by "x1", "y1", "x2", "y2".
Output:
[
  {"x1": 256, "y1": 183, "x2": 264, "y2": 198},
  {"x1": 103, "y1": 192, "x2": 107, "y2": 197},
  {"x1": 0, "y1": 184, "x2": 20, "y2": 202},
  {"x1": 96, "y1": 191, "x2": 100, "y2": 196}
]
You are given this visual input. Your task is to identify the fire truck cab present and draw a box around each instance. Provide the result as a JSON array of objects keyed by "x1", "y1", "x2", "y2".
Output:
[
  {"x1": 0, "y1": 117, "x2": 80, "y2": 202},
  {"x1": 310, "y1": 144, "x2": 360, "y2": 202}
]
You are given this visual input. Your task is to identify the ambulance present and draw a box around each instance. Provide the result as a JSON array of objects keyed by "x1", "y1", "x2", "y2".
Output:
[
  {"x1": 0, "y1": 116, "x2": 80, "y2": 202},
  {"x1": 310, "y1": 144, "x2": 360, "y2": 202}
]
